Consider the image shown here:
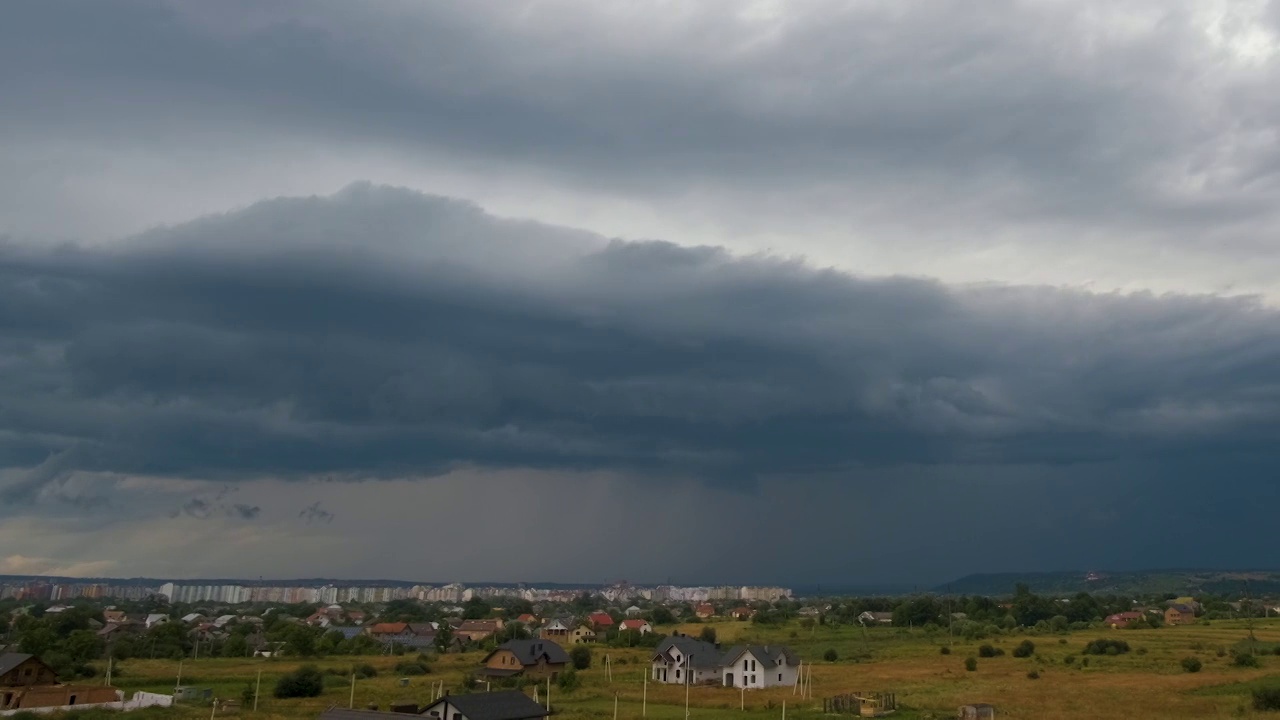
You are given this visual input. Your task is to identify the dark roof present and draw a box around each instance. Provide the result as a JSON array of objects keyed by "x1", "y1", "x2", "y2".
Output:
[
  {"x1": 653, "y1": 637, "x2": 721, "y2": 668},
  {"x1": 484, "y1": 640, "x2": 569, "y2": 667},
  {"x1": 719, "y1": 645, "x2": 797, "y2": 669},
  {"x1": 317, "y1": 708, "x2": 408, "y2": 719},
  {"x1": 426, "y1": 691, "x2": 549, "y2": 720},
  {"x1": 1169, "y1": 603, "x2": 1195, "y2": 613},
  {"x1": 0, "y1": 653, "x2": 36, "y2": 677}
]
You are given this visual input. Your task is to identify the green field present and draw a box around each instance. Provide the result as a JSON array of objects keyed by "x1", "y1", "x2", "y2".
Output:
[{"x1": 50, "y1": 618, "x2": 1280, "y2": 719}]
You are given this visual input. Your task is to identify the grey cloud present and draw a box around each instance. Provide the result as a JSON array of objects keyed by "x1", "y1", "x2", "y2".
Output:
[
  {"x1": 230, "y1": 503, "x2": 260, "y2": 520},
  {"x1": 2, "y1": 185, "x2": 1280, "y2": 502},
  {"x1": 299, "y1": 502, "x2": 334, "y2": 525},
  {"x1": 4, "y1": 0, "x2": 1280, "y2": 263}
]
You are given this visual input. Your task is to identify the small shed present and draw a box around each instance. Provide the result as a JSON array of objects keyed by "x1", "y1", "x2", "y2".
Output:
[{"x1": 958, "y1": 703, "x2": 996, "y2": 719}]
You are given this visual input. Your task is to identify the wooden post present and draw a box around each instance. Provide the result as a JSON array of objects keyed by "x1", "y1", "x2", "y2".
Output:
[
  {"x1": 349, "y1": 674, "x2": 355, "y2": 709},
  {"x1": 684, "y1": 654, "x2": 691, "y2": 719},
  {"x1": 782, "y1": 700, "x2": 786, "y2": 720},
  {"x1": 642, "y1": 670, "x2": 648, "y2": 717},
  {"x1": 741, "y1": 684, "x2": 745, "y2": 710},
  {"x1": 546, "y1": 675, "x2": 551, "y2": 712},
  {"x1": 254, "y1": 670, "x2": 261, "y2": 712},
  {"x1": 613, "y1": 692, "x2": 618, "y2": 720},
  {"x1": 176, "y1": 660, "x2": 183, "y2": 694}
]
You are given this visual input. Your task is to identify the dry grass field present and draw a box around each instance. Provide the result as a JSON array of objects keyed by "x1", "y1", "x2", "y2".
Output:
[{"x1": 43, "y1": 618, "x2": 1280, "y2": 719}]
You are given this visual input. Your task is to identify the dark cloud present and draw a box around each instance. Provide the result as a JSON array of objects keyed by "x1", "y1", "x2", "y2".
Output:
[
  {"x1": 2, "y1": 185, "x2": 1280, "y2": 506},
  {"x1": 230, "y1": 503, "x2": 260, "y2": 520},
  {"x1": 298, "y1": 502, "x2": 334, "y2": 525}
]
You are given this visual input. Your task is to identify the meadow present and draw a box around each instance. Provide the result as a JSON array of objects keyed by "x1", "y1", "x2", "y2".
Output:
[{"x1": 46, "y1": 618, "x2": 1280, "y2": 719}]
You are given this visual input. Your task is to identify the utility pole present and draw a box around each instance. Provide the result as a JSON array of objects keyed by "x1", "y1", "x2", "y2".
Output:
[
  {"x1": 642, "y1": 669, "x2": 648, "y2": 717},
  {"x1": 349, "y1": 673, "x2": 355, "y2": 709},
  {"x1": 254, "y1": 670, "x2": 261, "y2": 712}
]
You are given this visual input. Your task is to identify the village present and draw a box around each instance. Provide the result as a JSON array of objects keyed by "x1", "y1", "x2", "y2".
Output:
[{"x1": 3, "y1": 585, "x2": 1280, "y2": 719}]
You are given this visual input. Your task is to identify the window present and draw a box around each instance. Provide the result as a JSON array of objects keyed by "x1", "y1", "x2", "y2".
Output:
[
  {"x1": 675, "y1": 670, "x2": 681, "y2": 680},
  {"x1": 778, "y1": 674, "x2": 782, "y2": 681}
]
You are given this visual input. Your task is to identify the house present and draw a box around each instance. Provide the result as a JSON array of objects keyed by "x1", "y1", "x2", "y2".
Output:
[
  {"x1": 588, "y1": 612, "x2": 614, "y2": 630},
  {"x1": 365, "y1": 622, "x2": 410, "y2": 638},
  {"x1": 625, "y1": 606, "x2": 643, "y2": 617},
  {"x1": 719, "y1": 645, "x2": 799, "y2": 689},
  {"x1": 538, "y1": 618, "x2": 573, "y2": 642},
  {"x1": 797, "y1": 606, "x2": 821, "y2": 618},
  {"x1": 181, "y1": 613, "x2": 205, "y2": 625},
  {"x1": 456, "y1": 619, "x2": 504, "y2": 643},
  {"x1": 1165, "y1": 604, "x2": 1196, "y2": 626},
  {"x1": 144, "y1": 614, "x2": 169, "y2": 629},
  {"x1": 212, "y1": 615, "x2": 237, "y2": 628},
  {"x1": 420, "y1": 690, "x2": 550, "y2": 720},
  {"x1": 619, "y1": 619, "x2": 652, "y2": 635},
  {"x1": 730, "y1": 607, "x2": 755, "y2": 620},
  {"x1": 694, "y1": 604, "x2": 715, "y2": 619},
  {"x1": 515, "y1": 614, "x2": 538, "y2": 626},
  {"x1": 1105, "y1": 612, "x2": 1145, "y2": 629},
  {"x1": 103, "y1": 610, "x2": 127, "y2": 624},
  {"x1": 1, "y1": 654, "x2": 120, "y2": 711},
  {"x1": 651, "y1": 637, "x2": 722, "y2": 685},
  {"x1": 858, "y1": 611, "x2": 894, "y2": 625},
  {"x1": 570, "y1": 626, "x2": 597, "y2": 644},
  {"x1": 478, "y1": 640, "x2": 569, "y2": 680},
  {"x1": 345, "y1": 610, "x2": 367, "y2": 625}
]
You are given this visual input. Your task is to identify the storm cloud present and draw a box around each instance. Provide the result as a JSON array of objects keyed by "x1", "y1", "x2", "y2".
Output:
[
  {"x1": 3, "y1": 1, "x2": 1280, "y2": 583},
  {"x1": 2, "y1": 184, "x2": 1280, "y2": 499}
]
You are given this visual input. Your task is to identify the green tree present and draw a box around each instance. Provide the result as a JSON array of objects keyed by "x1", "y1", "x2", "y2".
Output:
[
  {"x1": 699, "y1": 627, "x2": 717, "y2": 644},
  {"x1": 823, "y1": 649, "x2": 838, "y2": 662},
  {"x1": 435, "y1": 624, "x2": 455, "y2": 654},
  {"x1": 223, "y1": 635, "x2": 249, "y2": 658},
  {"x1": 649, "y1": 607, "x2": 675, "y2": 625},
  {"x1": 570, "y1": 645, "x2": 592, "y2": 670},
  {"x1": 273, "y1": 665, "x2": 324, "y2": 698}
]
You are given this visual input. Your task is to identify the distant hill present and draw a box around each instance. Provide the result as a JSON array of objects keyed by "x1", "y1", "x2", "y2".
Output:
[{"x1": 934, "y1": 569, "x2": 1280, "y2": 598}]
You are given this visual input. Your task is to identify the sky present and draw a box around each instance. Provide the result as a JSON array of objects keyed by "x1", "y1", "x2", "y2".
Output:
[{"x1": 2, "y1": 0, "x2": 1280, "y2": 587}]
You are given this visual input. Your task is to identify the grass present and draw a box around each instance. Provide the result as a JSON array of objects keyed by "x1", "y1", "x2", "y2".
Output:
[{"x1": 40, "y1": 618, "x2": 1280, "y2": 719}]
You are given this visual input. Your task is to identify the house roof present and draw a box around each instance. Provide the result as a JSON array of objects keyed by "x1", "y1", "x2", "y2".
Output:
[
  {"x1": 366, "y1": 622, "x2": 410, "y2": 635},
  {"x1": 1168, "y1": 604, "x2": 1195, "y2": 613},
  {"x1": 588, "y1": 612, "x2": 614, "y2": 625},
  {"x1": 720, "y1": 645, "x2": 797, "y2": 669},
  {"x1": 458, "y1": 619, "x2": 500, "y2": 632},
  {"x1": 484, "y1": 639, "x2": 570, "y2": 666},
  {"x1": 620, "y1": 619, "x2": 649, "y2": 630},
  {"x1": 0, "y1": 653, "x2": 36, "y2": 677},
  {"x1": 653, "y1": 637, "x2": 721, "y2": 668},
  {"x1": 427, "y1": 691, "x2": 549, "y2": 720},
  {"x1": 317, "y1": 708, "x2": 406, "y2": 719}
]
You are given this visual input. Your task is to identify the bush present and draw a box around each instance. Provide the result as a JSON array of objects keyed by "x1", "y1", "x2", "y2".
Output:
[
  {"x1": 823, "y1": 649, "x2": 838, "y2": 662},
  {"x1": 1233, "y1": 652, "x2": 1261, "y2": 668},
  {"x1": 939, "y1": 646, "x2": 951, "y2": 655},
  {"x1": 977, "y1": 644, "x2": 1004, "y2": 658},
  {"x1": 394, "y1": 661, "x2": 430, "y2": 676},
  {"x1": 1012, "y1": 640, "x2": 1035, "y2": 658},
  {"x1": 1082, "y1": 639, "x2": 1130, "y2": 656},
  {"x1": 1136, "y1": 647, "x2": 1148, "y2": 656},
  {"x1": 964, "y1": 657, "x2": 977, "y2": 672},
  {"x1": 274, "y1": 665, "x2": 324, "y2": 698},
  {"x1": 1180, "y1": 657, "x2": 1202, "y2": 673},
  {"x1": 1026, "y1": 670, "x2": 1040, "y2": 679},
  {"x1": 557, "y1": 668, "x2": 579, "y2": 692},
  {"x1": 1217, "y1": 646, "x2": 1227, "y2": 657},
  {"x1": 570, "y1": 645, "x2": 592, "y2": 670},
  {"x1": 1064, "y1": 655, "x2": 1075, "y2": 665},
  {"x1": 1254, "y1": 686, "x2": 1280, "y2": 711},
  {"x1": 699, "y1": 627, "x2": 717, "y2": 644},
  {"x1": 352, "y1": 663, "x2": 377, "y2": 679}
]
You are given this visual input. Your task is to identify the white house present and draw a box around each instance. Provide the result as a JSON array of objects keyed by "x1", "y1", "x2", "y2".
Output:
[
  {"x1": 619, "y1": 619, "x2": 652, "y2": 635},
  {"x1": 625, "y1": 605, "x2": 643, "y2": 617},
  {"x1": 144, "y1": 614, "x2": 169, "y2": 629},
  {"x1": 414, "y1": 690, "x2": 548, "y2": 720},
  {"x1": 858, "y1": 611, "x2": 893, "y2": 625},
  {"x1": 720, "y1": 645, "x2": 799, "y2": 689},
  {"x1": 652, "y1": 637, "x2": 722, "y2": 685}
]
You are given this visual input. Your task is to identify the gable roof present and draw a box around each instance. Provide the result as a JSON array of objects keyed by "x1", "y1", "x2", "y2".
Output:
[
  {"x1": 366, "y1": 622, "x2": 410, "y2": 635},
  {"x1": 317, "y1": 708, "x2": 405, "y2": 720},
  {"x1": 719, "y1": 645, "x2": 797, "y2": 669},
  {"x1": 653, "y1": 637, "x2": 721, "y2": 668},
  {"x1": 0, "y1": 653, "x2": 36, "y2": 677},
  {"x1": 588, "y1": 612, "x2": 614, "y2": 625},
  {"x1": 426, "y1": 691, "x2": 549, "y2": 720},
  {"x1": 1168, "y1": 603, "x2": 1195, "y2": 613},
  {"x1": 620, "y1": 619, "x2": 649, "y2": 630},
  {"x1": 484, "y1": 639, "x2": 570, "y2": 666}
]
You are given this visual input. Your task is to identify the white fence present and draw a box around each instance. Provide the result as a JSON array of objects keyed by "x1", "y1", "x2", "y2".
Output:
[{"x1": 0, "y1": 691, "x2": 173, "y2": 716}]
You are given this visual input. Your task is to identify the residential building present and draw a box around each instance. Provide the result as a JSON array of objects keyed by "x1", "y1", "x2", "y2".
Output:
[
  {"x1": 1165, "y1": 604, "x2": 1196, "y2": 626},
  {"x1": 619, "y1": 619, "x2": 652, "y2": 635},
  {"x1": 478, "y1": 640, "x2": 569, "y2": 680},
  {"x1": 694, "y1": 604, "x2": 715, "y2": 619},
  {"x1": 1105, "y1": 612, "x2": 1145, "y2": 629},
  {"x1": 456, "y1": 619, "x2": 504, "y2": 643},
  {"x1": 587, "y1": 612, "x2": 614, "y2": 630},
  {"x1": 651, "y1": 637, "x2": 722, "y2": 685},
  {"x1": 720, "y1": 645, "x2": 799, "y2": 689},
  {"x1": 570, "y1": 626, "x2": 597, "y2": 645},
  {"x1": 538, "y1": 618, "x2": 572, "y2": 643},
  {"x1": 858, "y1": 611, "x2": 893, "y2": 625},
  {"x1": 420, "y1": 690, "x2": 550, "y2": 720}
]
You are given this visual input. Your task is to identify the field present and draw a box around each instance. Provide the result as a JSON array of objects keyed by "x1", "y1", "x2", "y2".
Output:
[{"x1": 59, "y1": 618, "x2": 1280, "y2": 719}]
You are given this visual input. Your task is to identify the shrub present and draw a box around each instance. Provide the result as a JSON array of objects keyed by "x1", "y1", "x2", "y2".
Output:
[
  {"x1": 1063, "y1": 655, "x2": 1076, "y2": 666},
  {"x1": 1082, "y1": 639, "x2": 1130, "y2": 656},
  {"x1": 1136, "y1": 647, "x2": 1148, "y2": 656},
  {"x1": 977, "y1": 644, "x2": 1003, "y2": 658},
  {"x1": 1058, "y1": 638, "x2": 1067, "y2": 645},
  {"x1": 1274, "y1": 646, "x2": 1280, "y2": 656},
  {"x1": 699, "y1": 627, "x2": 717, "y2": 644},
  {"x1": 1026, "y1": 670, "x2": 1040, "y2": 679},
  {"x1": 557, "y1": 668, "x2": 579, "y2": 692},
  {"x1": 1180, "y1": 657, "x2": 1202, "y2": 673},
  {"x1": 274, "y1": 665, "x2": 324, "y2": 699},
  {"x1": 394, "y1": 661, "x2": 430, "y2": 676},
  {"x1": 964, "y1": 657, "x2": 977, "y2": 672},
  {"x1": 824, "y1": 649, "x2": 838, "y2": 662},
  {"x1": 352, "y1": 663, "x2": 377, "y2": 679},
  {"x1": 939, "y1": 646, "x2": 951, "y2": 655},
  {"x1": 570, "y1": 645, "x2": 592, "y2": 670},
  {"x1": 1233, "y1": 652, "x2": 1261, "y2": 668},
  {"x1": 1217, "y1": 647, "x2": 1227, "y2": 658},
  {"x1": 1012, "y1": 640, "x2": 1035, "y2": 658},
  {"x1": 1254, "y1": 686, "x2": 1280, "y2": 711},
  {"x1": 1081, "y1": 657, "x2": 1090, "y2": 667}
]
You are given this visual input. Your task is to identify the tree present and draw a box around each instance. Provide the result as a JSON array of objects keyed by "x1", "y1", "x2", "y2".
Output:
[
  {"x1": 650, "y1": 607, "x2": 675, "y2": 625},
  {"x1": 699, "y1": 627, "x2": 717, "y2": 644},
  {"x1": 273, "y1": 665, "x2": 323, "y2": 698},
  {"x1": 557, "y1": 668, "x2": 580, "y2": 692},
  {"x1": 1012, "y1": 640, "x2": 1036, "y2": 658},
  {"x1": 434, "y1": 624, "x2": 455, "y2": 654},
  {"x1": 964, "y1": 657, "x2": 977, "y2": 672},
  {"x1": 1180, "y1": 657, "x2": 1202, "y2": 673},
  {"x1": 223, "y1": 635, "x2": 249, "y2": 658},
  {"x1": 462, "y1": 598, "x2": 492, "y2": 620},
  {"x1": 570, "y1": 645, "x2": 592, "y2": 670},
  {"x1": 823, "y1": 649, "x2": 838, "y2": 662}
]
